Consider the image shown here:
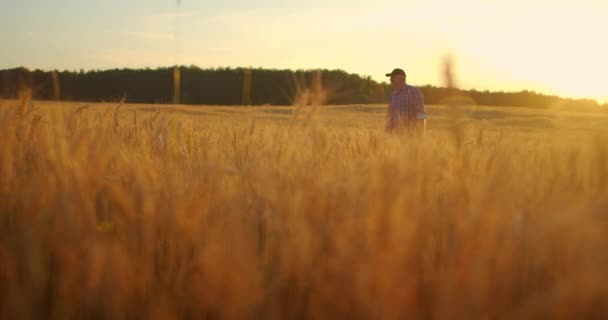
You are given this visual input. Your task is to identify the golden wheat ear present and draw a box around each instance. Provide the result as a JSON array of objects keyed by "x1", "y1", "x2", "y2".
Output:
[{"x1": 18, "y1": 87, "x2": 32, "y2": 116}]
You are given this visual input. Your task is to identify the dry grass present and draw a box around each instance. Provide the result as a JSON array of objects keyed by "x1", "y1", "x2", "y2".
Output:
[{"x1": 0, "y1": 99, "x2": 607, "y2": 319}]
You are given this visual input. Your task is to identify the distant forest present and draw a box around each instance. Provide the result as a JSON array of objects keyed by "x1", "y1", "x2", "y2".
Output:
[{"x1": 0, "y1": 66, "x2": 605, "y2": 109}]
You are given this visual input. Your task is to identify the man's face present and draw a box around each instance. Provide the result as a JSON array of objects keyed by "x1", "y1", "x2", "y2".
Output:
[{"x1": 390, "y1": 75, "x2": 405, "y2": 87}]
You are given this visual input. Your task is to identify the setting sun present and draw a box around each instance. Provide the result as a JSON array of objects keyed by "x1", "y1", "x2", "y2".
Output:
[
  {"x1": 2, "y1": 0, "x2": 606, "y2": 101},
  {"x1": 2, "y1": 1, "x2": 608, "y2": 318}
]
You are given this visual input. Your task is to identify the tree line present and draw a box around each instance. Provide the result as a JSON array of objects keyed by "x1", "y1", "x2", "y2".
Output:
[{"x1": 0, "y1": 66, "x2": 604, "y2": 109}]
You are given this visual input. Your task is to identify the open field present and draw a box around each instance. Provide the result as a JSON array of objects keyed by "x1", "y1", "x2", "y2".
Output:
[
  {"x1": 6, "y1": 100, "x2": 607, "y2": 135},
  {"x1": 1, "y1": 100, "x2": 608, "y2": 319}
]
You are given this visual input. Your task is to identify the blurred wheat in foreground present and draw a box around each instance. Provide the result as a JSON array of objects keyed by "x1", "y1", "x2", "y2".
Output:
[{"x1": 0, "y1": 99, "x2": 607, "y2": 320}]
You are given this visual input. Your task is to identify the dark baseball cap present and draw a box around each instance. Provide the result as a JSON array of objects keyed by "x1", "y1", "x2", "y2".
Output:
[{"x1": 385, "y1": 68, "x2": 406, "y2": 77}]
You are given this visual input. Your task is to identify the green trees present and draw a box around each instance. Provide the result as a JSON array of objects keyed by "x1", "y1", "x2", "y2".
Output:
[{"x1": 0, "y1": 66, "x2": 602, "y2": 109}]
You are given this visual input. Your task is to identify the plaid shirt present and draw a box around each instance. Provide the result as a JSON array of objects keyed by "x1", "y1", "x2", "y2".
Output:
[{"x1": 386, "y1": 84, "x2": 425, "y2": 131}]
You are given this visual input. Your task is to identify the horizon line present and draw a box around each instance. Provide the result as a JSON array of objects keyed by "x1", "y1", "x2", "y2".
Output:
[{"x1": 2, "y1": 65, "x2": 606, "y2": 105}]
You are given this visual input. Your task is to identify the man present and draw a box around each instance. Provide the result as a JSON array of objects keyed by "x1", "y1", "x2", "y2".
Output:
[{"x1": 385, "y1": 68, "x2": 426, "y2": 137}]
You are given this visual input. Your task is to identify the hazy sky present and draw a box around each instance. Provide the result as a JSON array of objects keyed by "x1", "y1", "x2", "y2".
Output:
[{"x1": 2, "y1": 0, "x2": 607, "y2": 101}]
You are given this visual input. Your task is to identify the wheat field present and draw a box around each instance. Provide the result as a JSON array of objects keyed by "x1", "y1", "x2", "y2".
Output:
[{"x1": 1, "y1": 99, "x2": 608, "y2": 319}]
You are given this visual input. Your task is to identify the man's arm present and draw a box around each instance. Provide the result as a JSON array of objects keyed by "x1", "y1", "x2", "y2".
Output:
[{"x1": 414, "y1": 88, "x2": 425, "y2": 114}]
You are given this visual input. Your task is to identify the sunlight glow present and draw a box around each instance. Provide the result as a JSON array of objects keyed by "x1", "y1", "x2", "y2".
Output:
[{"x1": 1, "y1": 0, "x2": 606, "y2": 101}]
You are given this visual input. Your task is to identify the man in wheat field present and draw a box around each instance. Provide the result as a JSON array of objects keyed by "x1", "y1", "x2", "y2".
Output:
[{"x1": 385, "y1": 68, "x2": 426, "y2": 137}]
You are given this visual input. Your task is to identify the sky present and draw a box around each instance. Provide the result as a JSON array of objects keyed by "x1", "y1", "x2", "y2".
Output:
[{"x1": 2, "y1": 0, "x2": 607, "y2": 102}]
